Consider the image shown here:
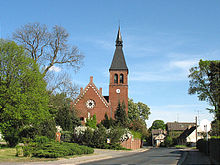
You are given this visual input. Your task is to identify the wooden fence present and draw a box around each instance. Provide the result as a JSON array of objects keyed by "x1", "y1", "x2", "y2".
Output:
[{"x1": 197, "y1": 138, "x2": 220, "y2": 164}]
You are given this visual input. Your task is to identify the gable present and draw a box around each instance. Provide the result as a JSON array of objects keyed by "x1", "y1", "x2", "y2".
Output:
[{"x1": 73, "y1": 82, "x2": 109, "y2": 108}]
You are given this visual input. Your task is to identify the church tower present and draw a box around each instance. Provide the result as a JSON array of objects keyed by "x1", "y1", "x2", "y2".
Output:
[{"x1": 109, "y1": 27, "x2": 128, "y2": 117}]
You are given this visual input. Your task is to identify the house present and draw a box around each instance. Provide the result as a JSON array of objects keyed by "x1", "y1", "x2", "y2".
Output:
[
  {"x1": 72, "y1": 27, "x2": 128, "y2": 124},
  {"x1": 177, "y1": 121, "x2": 211, "y2": 145},
  {"x1": 166, "y1": 122, "x2": 196, "y2": 139},
  {"x1": 152, "y1": 129, "x2": 167, "y2": 147}
]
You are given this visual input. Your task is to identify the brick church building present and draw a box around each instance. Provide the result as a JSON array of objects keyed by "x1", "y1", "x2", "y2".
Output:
[{"x1": 72, "y1": 27, "x2": 128, "y2": 123}]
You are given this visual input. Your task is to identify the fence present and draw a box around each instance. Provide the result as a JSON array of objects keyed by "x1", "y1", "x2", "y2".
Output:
[
  {"x1": 121, "y1": 137, "x2": 142, "y2": 150},
  {"x1": 197, "y1": 138, "x2": 220, "y2": 164}
]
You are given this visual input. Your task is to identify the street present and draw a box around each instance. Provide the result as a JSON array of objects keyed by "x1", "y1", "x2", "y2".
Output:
[{"x1": 81, "y1": 148, "x2": 183, "y2": 165}]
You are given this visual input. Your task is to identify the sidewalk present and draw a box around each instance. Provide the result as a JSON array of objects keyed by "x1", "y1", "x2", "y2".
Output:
[{"x1": 180, "y1": 149, "x2": 212, "y2": 165}]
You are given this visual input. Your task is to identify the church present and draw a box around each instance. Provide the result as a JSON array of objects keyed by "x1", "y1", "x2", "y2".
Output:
[{"x1": 72, "y1": 27, "x2": 129, "y2": 123}]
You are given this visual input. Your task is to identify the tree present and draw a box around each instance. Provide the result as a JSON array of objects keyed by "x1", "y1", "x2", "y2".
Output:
[
  {"x1": 0, "y1": 41, "x2": 55, "y2": 146},
  {"x1": 151, "y1": 120, "x2": 166, "y2": 130},
  {"x1": 128, "y1": 98, "x2": 150, "y2": 123},
  {"x1": 114, "y1": 102, "x2": 128, "y2": 127},
  {"x1": 101, "y1": 113, "x2": 115, "y2": 129},
  {"x1": 13, "y1": 23, "x2": 84, "y2": 99},
  {"x1": 49, "y1": 93, "x2": 81, "y2": 131},
  {"x1": 188, "y1": 60, "x2": 220, "y2": 120},
  {"x1": 210, "y1": 119, "x2": 220, "y2": 136}
]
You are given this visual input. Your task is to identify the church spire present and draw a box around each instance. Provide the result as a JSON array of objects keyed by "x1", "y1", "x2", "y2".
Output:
[
  {"x1": 109, "y1": 27, "x2": 128, "y2": 71},
  {"x1": 116, "y1": 26, "x2": 123, "y2": 46}
]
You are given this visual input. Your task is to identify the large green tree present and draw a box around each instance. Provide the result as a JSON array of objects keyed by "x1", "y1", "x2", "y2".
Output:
[
  {"x1": 0, "y1": 41, "x2": 55, "y2": 146},
  {"x1": 151, "y1": 120, "x2": 166, "y2": 130},
  {"x1": 188, "y1": 60, "x2": 220, "y2": 120},
  {"x1": 128, "y1": 98, "x2": 150, "y2": 123},
  {"x1": 128, "y1": 99, "x2": 150, "y2": 139}
]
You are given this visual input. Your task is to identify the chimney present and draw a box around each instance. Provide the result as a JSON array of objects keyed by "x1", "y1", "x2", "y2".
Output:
[
  {"x1": 99, "y1": 88, "x2": 102, "y2": 94},
  {"x1": 80, "y1": 87, "x2": 83, "y2": 93},
  {"x1": 90, "y1": 76, "x2": 93, "y2": 83}
]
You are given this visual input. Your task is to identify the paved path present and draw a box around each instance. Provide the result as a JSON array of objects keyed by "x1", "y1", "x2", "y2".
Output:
[
  {"x1": 181, "y1": 149, "x2": 211, "y2": 165},
  {"x1": 81, "y1": 147, "x2": 183, "y2": 165}
]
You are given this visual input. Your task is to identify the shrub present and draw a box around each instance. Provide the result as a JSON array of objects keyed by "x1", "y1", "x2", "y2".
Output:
[
  {"x1": 130, "y1": 130, "x2": 142, "y2": 139},
  {"x1": 61, "y1": 131, "x2": 73, "y2": 142},
  {"x1": 86, "y1": 115, "x2": 97, "y2": 129},
  {"x1": 164, "y1": 136, "x2": 173, "y2": 147},
  {"x1": 15, "y1": 145, "x2": 23, "y2": 157},
  {"x1": 21, "y1": 141, "x2": 94, "y2": 158},
  {"x1": 33, "y1": 136, "x2": 50, "y2": 144}
]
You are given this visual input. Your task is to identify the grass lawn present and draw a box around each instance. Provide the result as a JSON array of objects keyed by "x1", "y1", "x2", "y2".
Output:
[
  {"x1": 175, "y1": 145, "x2": 196, "y2": 149},
  {"x1": 0, "y1": 144, "x2": 58, "y2": 162},
  {"x1": 0, "y1": 144, "x2": 94, "y2": 163}
]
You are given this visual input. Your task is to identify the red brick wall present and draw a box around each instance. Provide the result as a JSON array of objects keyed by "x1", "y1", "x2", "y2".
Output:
[
  {"x1": 121, "y1": 137, "x2": 142, "y2": 150},
  {"x1": 109, "y1": 70, "x2": 128, "y2": 116},
  {"x1": 73, "y1": 84, "x2": 109, "y2": 123}
]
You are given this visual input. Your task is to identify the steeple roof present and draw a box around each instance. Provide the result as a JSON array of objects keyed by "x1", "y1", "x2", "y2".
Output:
[{"x1": 109, "y1": 27, "x2": 128, "y2": 71}]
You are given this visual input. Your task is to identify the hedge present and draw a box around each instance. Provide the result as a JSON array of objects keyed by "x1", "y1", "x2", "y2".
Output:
[{"x1": 17, "y1": 136, "x2": 94, "y2": 158}]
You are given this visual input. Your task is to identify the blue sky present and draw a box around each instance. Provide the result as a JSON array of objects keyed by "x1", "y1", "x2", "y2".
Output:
[{"x1": 1, "y1": 0, "x2": 219, "y2": 127}]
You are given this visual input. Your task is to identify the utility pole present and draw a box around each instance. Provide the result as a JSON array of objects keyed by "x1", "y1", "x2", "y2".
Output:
[{"x1": 195, "y1": 116, "x2": 198, "y2": 142}]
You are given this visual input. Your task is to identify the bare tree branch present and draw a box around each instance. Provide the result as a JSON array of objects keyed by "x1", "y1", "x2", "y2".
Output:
[{"x1": 13, "y1": 23, "x2": 84, "y2": 98}]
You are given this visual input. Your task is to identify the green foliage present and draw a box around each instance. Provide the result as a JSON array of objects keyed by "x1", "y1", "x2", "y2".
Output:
[
  {"x1": 151, "y1": 120, "x2": 166, "y2": 130},
  {"x1": 51, "y1": 93, "x2": 81, "y2": 131},
  {"x1": 73, "y1": 126, "x2": 128, "y2": 150},
  {"x1": 86, "y1": 115, "x2": 97, "y2": 129},
  {"x1": 130, "y1": 130, "x2": 142, "y2": 139},
  {"x1": 164, "y1": 136, "x2": 173, "y2": 147},
  {"x1": 114, "y1": 102, "x2": 129, "y2": 127},
  {"x1": 61, "y1": 131, "x2": 73, "y2": 142},
  {"x1": 19, "y1": 136, "x2": 93, "y2": 158},
  {"x1": 92, "y1": 124, "x2": 107, "y2": 148},
  {"x1": 210, "y1": 119, "x2": 220, "y2": 136},
  {"x1": 188, "y1": 60, "x2": 220, "y2": 119},
  {"x1": 128, "y1": 98, "x2": 150, "y2": 122},
  {"x1": 15, "y1": 145, "x2": 22, "y2": 157},
  {"x1": 0, "y1": 41, "x2": 55, "y2": 147},
  {"x1": 101, "y1": 113, "x2": 115, "y2": 129},
  {"x1": 128, "y1": 99, "x2": 150, "y2": 140},
  {"x1": 33, "y1": 136, "x2": 50, "y2": 144}
]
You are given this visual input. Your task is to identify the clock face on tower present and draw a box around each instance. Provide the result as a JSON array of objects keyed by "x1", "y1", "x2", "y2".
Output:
[
  {"x1": 86, "y1": 100, "x2": 95, "y2": 109},
  {"x1": 116, "y1": 89, "x2": 120, "y2": 94}
]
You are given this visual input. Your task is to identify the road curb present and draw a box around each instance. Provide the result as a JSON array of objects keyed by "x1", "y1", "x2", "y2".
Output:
[{"x1": 177, "y1": 150, "x2": 188, "y2": 165}]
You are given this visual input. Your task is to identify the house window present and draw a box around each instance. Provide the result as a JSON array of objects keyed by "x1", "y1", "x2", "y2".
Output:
[
  {"x1": 120, "y1": 74, "x2": 124, "y2": 84},
  {"x1": 114, "y1": 74, "x2": 118, "y2": 84},
  {"x1": 80, "y1": 117, "x2": 84, "y2": 121}
]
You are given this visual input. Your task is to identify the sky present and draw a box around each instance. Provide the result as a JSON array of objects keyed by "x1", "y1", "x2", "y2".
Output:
[{"x1": 0, "y1": 0, "x2": 219, "y2": 127}]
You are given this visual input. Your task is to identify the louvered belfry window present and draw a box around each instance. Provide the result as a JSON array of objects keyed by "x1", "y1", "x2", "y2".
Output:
[
  {"x1": 114, "y1": 74, "x2": 118, "y2": 84},
  {"x1": 120, "y1": 74, "x2": 124, "y2": 83}
]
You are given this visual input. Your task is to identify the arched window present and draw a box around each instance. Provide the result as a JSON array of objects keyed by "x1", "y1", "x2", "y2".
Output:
[
  {"x1": 114, "y1": 74, "x2": 118, "y2": 84},
  {"x1": 120, "y1": 74, "x2": 124, "y2": 84}
]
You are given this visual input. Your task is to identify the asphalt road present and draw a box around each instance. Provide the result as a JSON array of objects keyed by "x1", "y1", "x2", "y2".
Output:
[{"x1": 81, "y1": 148, "x2": 183, "y2": 165}]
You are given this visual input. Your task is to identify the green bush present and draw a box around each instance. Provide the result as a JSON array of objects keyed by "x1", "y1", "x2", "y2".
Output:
[
  {"x1": 19, "y1": 136, "x2": 94, "y2": 158},
  {"x1": 15, "y1": 145, "x2": 23, "y2": 157},
  {"x1": 164, "y1": 136, "x2": 173, "y2": 147},
  {"x1": 86, "y1": 115, "x2": 97, "y2": 129},
  {"x1": 61, "y1": 131, "x2": 73, "y2": 142},
  {"x1": 33, "y1": 136, "x2": 50, "y2": 144},
  {"x1": 130, "y1": 130, "x2": 142, "y2": 139}
]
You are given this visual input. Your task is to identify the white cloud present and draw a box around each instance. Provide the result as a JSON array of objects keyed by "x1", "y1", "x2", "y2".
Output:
[
  {"x1": 169, "y1": 60, "x2": 198, "y2": 70},
  {"x1": 49, "y1": 66, "x2": 61, "y2": 72}
]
